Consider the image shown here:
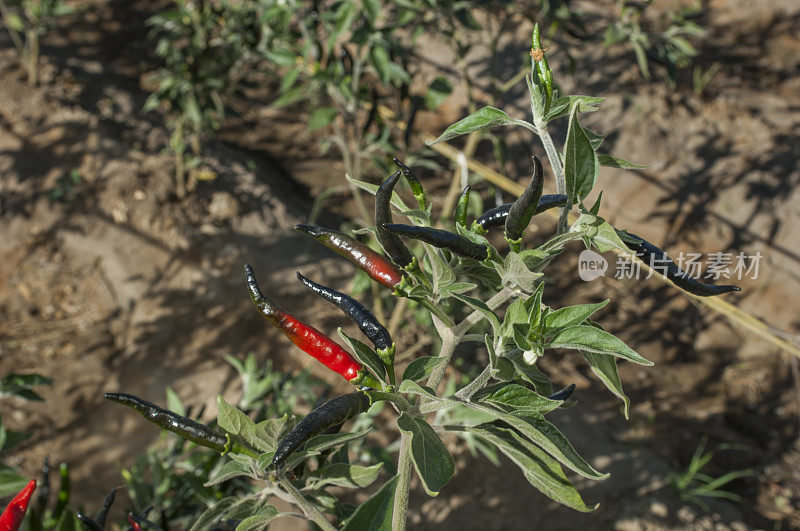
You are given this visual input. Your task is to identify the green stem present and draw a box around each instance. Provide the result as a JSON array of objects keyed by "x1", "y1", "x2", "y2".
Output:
[
  {"x1": 455, "y1": 364, "x2": 493, "y2": 400},
  {"x1": 277, "y1": 477, "x2": 336, "y2": 531},
  {"x1": 415, "y1": 297, "x2": 454, "y2": 328},
  {"x1": 536, "y1": 123, "x2": 569, "y2": 234},
  {"x1": 391, "y1": 432, "x2": 413, "y2": 531}
]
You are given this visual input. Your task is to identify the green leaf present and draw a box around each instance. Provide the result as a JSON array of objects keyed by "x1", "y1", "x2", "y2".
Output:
[
  {"x1": 398, "y1": 380, "x2": 439, "y2": 401},
  {"x1": 308, "y1": 106, "x2": 338, "y2": 132},
  {"x1": 503, "y1": 251, "x2": 543, "y2": 293},
  {"x1": 440, "y1": 282, "x2": 478, "y2": 297},
  {"x1": 305, "y1": 428, "x2": 372, "y2": 453},
  {"x1": 425, "y1": 76, "x2": 453, "y2": 111},
  {"x1": 402, "y1": 356, "x2": 447, "y2": 382},
  {"x1": 451, "y1": 293, "x2": 501, "y2": 334},
  {"x1": 342, "y1": 476, "x2": 398, "y2": 530},
  {"x1": 583, "y1": 128, "x2": 605, "y2": 150},
  {"x1": 396, "y1": 413, "x2": 455, "y2": 496},
  {"x1": 236, "y1": 506, "x2": 279, "y2": 531},
  {"x1": 313, "y1": 463, "x2": 383, "y2": 489},
  {"x1": 165, "y1": 387, "x2": 185, "y2": 416},
  {"x1": 204, "y1": 460, "x2": 253, "y2": 486},
  {"x1": 563, "y1": 102, "x2": 599, "y2": 202},
  {"x1": 582, "y1": 352, "x2": 630, "y2": 419},
  {"x1": 545, "y1": 301, "x2": 609, "y2": 333},
  {"x1": 429, "y1": 107, "x2": 523, "y2": 145},
  {"x1": 346, "y1": 174, "x2": 409, "y2": 211},
  {"x1": 190, "y1": 497, "x2": 238, "y2": 531},
  {"x1": 545, "y1": 96, "x2": 605, "y2": 121},
  {"x1": 243, "y1": 415, "x2": 288, "y2": 454},
  {"x1": 597, "y1": 154, "x2": 648, "y2": 169},
  {"x1": 570, "y1": 213, "x2": 631, "y2": 253},
  {"x1": 339, "y1": 329, "x2": 386, "y2": 381},
  {"x1": 465, "y1": 424, "x2": 597, "y2": 512},
  {"x1": 548, "y1": 325, "x2": 653, "y2": 366},
  {"x1": 479, "y1": 383, "x2": 562, "y2": 413},
  {"x1": 508, "y1": 352, "x2": 553, "y2": 396},
  {"x1": 216, "y1": 396, "x2": 253, "y2": 435},
  {"x1": 0, "y1": 471, "x2": 28, "y2": 497}
]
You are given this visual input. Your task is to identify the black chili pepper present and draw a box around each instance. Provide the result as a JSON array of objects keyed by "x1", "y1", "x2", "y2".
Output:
[
  {"x1": 393, "y1": 156, "x2": 427, "y2": 209},
  {"x1": 455, "y1": 185, "x2": 471, "y2": 227},
  {"x1": 621, "y1": 231, "x2": 741, "y2": 297},
  {"x1": 294, "y1": 224, "x2": 403, "y2": 289},
  {"x1": 505, "y1": 156, "x2": 545, "y2": 243},
  {"x1": 376, "y1": 171, "x2": 415, "y2": 268},
  {"x1": 382, "y1": 223, "x2": 490, "y2": 261},
  {"x1": 105, "y1": 393, "x2": 228, "y2": 453},
  {"x1": 548, "y1": 384, "x2": 576, "y2": 401},
  {"x1": 273, "y1": 391, "x2": 371, "y2": 467},
  {"x1": 77, "y1": 512, "x2": 103, "y2": 531},
  {"x1": 473, "y1": 194, "x2": 568, "y2": 232},
  {"x1": 296, "y1": 272, "x2": 394, "y2": 354},
  {"x1": 94, "y1": 488, "x2": 116, "y2": 529}
]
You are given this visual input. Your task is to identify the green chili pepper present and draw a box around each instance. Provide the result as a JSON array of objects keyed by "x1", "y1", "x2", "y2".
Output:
[
  {"x1": 505, "y1": 156, "x2": 545, "y2": 248},
  {"x1": 105, "y1": 393, "x2": 229, "y2": 453},
  {"x1": 393, "y1": 156, "x2": 427, "y2": 209},
  {"x1": 273, "y1": 391, "x2": 371, "y2": 466},
  {"x1": 531, "y1": 23, "x2": 553, "y2": 108},
  {"x1": 455, "y1": 185, "x2": 471, "y2": 227}
]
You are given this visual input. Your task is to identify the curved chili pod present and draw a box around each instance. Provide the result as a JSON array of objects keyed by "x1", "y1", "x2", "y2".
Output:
[
  {"x1": 77, "y1": 513, "x2": 102, "y2": 531},
  {"x1": 393, "y1": 156, "x2": 427, "y2": 209},
  {"x1": 105, "y1": 393, "x2": 228, "y2": 453},
  {"x1": 473, "y1": 194, "x2": 568, "y2": 232},
  {"x1": 0, "y1": 479, "x2": 36, "y2": 531},
  {"x1": 296, "y1": 272, "x2": 393, "y2": 354},
  {"x1": 294, "y1": 224, "x2": 403, "y2": 289},
  {"x1": 245, "y1": 264, "x2": 374, "y2": 384},
  {"x1": 375, "y1": 171, "x2": 415, "y2": 268},
  {"x1": 505, "y1": 156, "x2": 544, "y2": 242},
  {"x1": 622, "y1": 232, "x2": 741, "y2": 297},
  {"x1": 94, "y1": 488, "x2": 116, "y2": 529},
  {"x1": 455, "y1": 185, "x2": 471, "y2": 227},
  {"x1": 548, "y1": 383, "x2": 576, "y2": 401},
  {"x1": 273, "y1": 391, "x2": 371, "y2": 467},
  {"x1": 383, "y1": 223, "x2": 489, "y2": 261}
]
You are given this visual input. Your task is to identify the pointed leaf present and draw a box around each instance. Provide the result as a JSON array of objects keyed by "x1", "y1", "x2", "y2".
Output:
[
  {"x1": 564, "y1": 103, "x2": 599, "y2": 202},
  {"x1": 342, "y1": 476, "x2": 398, "y2": 530},
  {"x1": 545, "y1": 301, "x2": 609, "y2": 333},
  {"x1": 402, "y1": 356, "x2": 447, "y2": 383},
  {"x1": 429, "y1": 107, "x2": 524, "y2": 145},
  {"x1": 396, "y1": 413, "x2": 455, "y2": 496},
  {"x1": 548, "y1": 325, "x2": 653, "y2": 366},
  {"x1": 582, "y1": 353, "x2": 630, "y2": 419}
]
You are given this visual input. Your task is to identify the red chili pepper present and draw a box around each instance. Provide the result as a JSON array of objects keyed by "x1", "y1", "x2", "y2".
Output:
[
  {"x1": 127, "y1": 514, "x2": 143, "y2": 531},
  {"x1": 294, "y1": 224, "x2": 403, "y2": 289},
  {"x1": 245, "y1": 265, "x2": 377, "y2": 386},
  {"x1": 0, "y1": 479, "x2": 36, "y2": 531}
]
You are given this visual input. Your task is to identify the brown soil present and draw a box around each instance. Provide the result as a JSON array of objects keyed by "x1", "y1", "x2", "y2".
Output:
[{"x1": 1, "y1": 0, "x2": 799, "y2": 529}]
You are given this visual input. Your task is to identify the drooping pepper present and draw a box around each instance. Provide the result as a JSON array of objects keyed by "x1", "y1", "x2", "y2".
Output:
[
  {"x1": 473, "y1": 194, "x2": 568, "y2": 233},
  {"x1": 273, "y1": 391, "x2": 371, "y2": 467},
  {"x1": 0, "y1": 479, "x2": 36, "y2": 531},
  {"x1": 296, "y1": 272, "x2": 395, "y2": 367},
  {"x1": 77, "y1": 487, "x2": 116, "y2": 531},
  {"x1": 393, "y1": 156, "x2": 427, "y2": 209},
  {"x1": 375, "y1": 171, "x2": 416, "y2": 269},
  {"x1": 548, "y1": 383, "x2": 576, "y2": 401},
  {"x1": 245, "y1": 264, "x2": 378, "y2": 386},
  {"x1": 505, "y1": 156, "x2": 545, "y2": 247},
  {"x1": 619, "y1": 231, "x2": 741, "y2": 296},
  {"x1": 294, "y1": 224, "x2": 403, "y2": 290},
  {"x1": 104, "y1": 393, "x2": 229, "y2": 453},
  {"x1": 455, "y1": 185, "x2": 471, "y2": 228},
  {"x1": 382, "y1": 223, "x2": 490, "y2": 261}
]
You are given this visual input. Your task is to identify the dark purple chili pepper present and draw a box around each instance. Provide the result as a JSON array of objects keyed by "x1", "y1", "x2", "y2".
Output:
[
  {"x1": 621, "y1": 231, "x2": 741, "y2": 297},
  {"x1": 382, "y1": 223, "x2": 490, "y2": 261},
  {"x1": 505, "y1": 156, "x2": 544, "y2": 243},
  {"x1": 393, "y1": 156, "x2": 427, "y2": 209},
  {"x1": 548, "y1": 384, "x2": 576, "y2": 401},
  {"x1": 273, "y1": 391, "x2": 371, "y2": 467},
  {"x1": 295, "y1": 272, "x2": 393, "y2": 354},
  {"x1": 294, "y1": 225, "x2": 403, "y2": 289},
  {"x1": 473, "y1": 195, "x2": 568, "y2": 232},
  {"x1": 376, "y1": 171, "x2": 415, "y2": 268},
  {"x1": 104, "y1": 393, "x2": 228, "y2": 453},
  {"x1": 94, "y1": 488, "x2": 116, "y2": 529},
  {"x1": 455, "y1": 185, "x2": 471, "y2": 227},
  {"x1": 77, "y1": 512, "x2": 103, "y2": 531}
]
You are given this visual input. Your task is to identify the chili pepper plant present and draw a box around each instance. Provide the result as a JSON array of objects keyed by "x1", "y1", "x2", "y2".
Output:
[{"x1": 106, "y1": 27, "x2": 740, "y2": 529}]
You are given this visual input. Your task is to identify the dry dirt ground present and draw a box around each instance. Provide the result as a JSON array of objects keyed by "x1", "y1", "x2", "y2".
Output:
[{"x1": 1, "y1": 0, "x2": 799, "y2": 529}]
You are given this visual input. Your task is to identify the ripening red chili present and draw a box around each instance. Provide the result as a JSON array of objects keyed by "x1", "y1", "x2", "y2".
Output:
[
  {"x1": 0, "y1": 479, "x2": 36, "y2": 531},
  {"x1": 245, "y1": 264, "x2": 377, "y2": 386}
]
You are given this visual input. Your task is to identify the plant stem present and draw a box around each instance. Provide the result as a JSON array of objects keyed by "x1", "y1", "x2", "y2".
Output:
[
  {"x1": 455, "y1": 364, "x2": 493, "y2": 400},
  {"x1": 276, "y1": 477, "x2": 336, "y2": 531},
  {"x1": 536, "y1": 123, "x2": 569, "y2": 233},
  {"x1": 391, "y1": 432, "x2": 413, "y2": 531},
  {"x1": 425, "y1": 327, "x2": 459, "y2": 393}
]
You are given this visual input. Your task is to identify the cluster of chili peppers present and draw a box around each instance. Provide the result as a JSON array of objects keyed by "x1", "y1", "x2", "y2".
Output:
[{"x1": 103, "y1": 154, "x2": 742, "y2": 482}]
